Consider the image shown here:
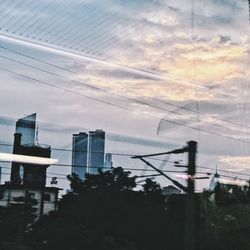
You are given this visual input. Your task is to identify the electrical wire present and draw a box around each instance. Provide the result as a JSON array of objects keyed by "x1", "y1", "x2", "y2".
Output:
[
  {"x1": 0, "y1": 44, "x2": 248, "y2": 134},
  {"x1": 1, "y1": 50, "x2": 250, "y2": 144}
]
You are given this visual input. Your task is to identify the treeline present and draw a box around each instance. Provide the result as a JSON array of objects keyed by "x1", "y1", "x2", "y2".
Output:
[
  {"x1": 0, "y1": 167, "x2": 250, "y2": 250},
  {"x1": 214, "y1": 182, "x2": 250, "y2": 205}
]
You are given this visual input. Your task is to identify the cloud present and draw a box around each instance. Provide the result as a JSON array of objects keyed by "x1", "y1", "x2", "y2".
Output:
[
  {"x1": 0, "y1": 0, "x2": 249, "y2": 191},
  {"x1": 219, "y1": 156, "x2": 250, "y2": 172}
]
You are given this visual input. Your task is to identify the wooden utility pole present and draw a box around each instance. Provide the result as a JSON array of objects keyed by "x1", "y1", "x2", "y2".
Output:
[
  {"x1": 187, "y1": 141, "x2": 197, "y2": 194},
  {"x1": 185, "y1": 141, "x2": 197, "y2": 250},
  {"x1": 132, "y1": 141, "x2": 198, "y2": 250}
]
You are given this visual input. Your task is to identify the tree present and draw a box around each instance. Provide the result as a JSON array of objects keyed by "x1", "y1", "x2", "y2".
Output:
[
  {"x1": 142, "y1": 178, "x2": 162, "y2": 195},
  {"x1": 0, "y1": 196, "x2": 37, "y2": 250},
  {"x1": 29, "y1": 167, "x2": 167, "y2": 250},
  {"x1": 68, "y1": 167, "x2": 137, "y2": 193}
]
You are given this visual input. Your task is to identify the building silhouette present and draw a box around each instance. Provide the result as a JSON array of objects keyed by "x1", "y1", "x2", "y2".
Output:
[
  {"x1": 72, "y1": 129, "x2": 112, "y2": 180},
  {"x1": 104, "y1": 153, "x2": 113, "y2": 169},
  {"x1": 72, "y1": 132, "x2": 88, "y2": 180},
  {"x1": 0, "y1": 114, "x2": 59, "y2": 218},
  {"x1": 11, "y1": 113, "x2": 36, "y2": 184},
  {"x1": 88, "y1": 129, "x2": 105, "y2": 175},
  {"x1": 16, "y1": 113, "x2": 36, "y2": 146}
]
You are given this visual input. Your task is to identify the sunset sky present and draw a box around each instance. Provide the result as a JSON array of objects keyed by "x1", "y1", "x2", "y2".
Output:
[{"x1": 0, "y1": 0, "x2": 249, "y2": 191}]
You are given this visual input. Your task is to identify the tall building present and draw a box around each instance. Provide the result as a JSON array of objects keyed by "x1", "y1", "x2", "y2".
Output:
[
  {"x1": 72, "y1": 132, "x2": 88, "y2": 180},
  {"x1": 104, "y1": 153, "x2": 113, "y2": 170},
  {"x1": 88, "y1": 129, "x2": 105, "y2": 175},
  {"x1": 15, "y1": 113, "x2": 36, "y2": 146},
  {"x1": 71, "y1": 129, "x2": 106, "y2": 179},
  {"x1": 10, "y1": 113, "x2": 37, "y2": 184},
  {"x1": 1, "y1": 114, "x2": 60, "y2": 218}
]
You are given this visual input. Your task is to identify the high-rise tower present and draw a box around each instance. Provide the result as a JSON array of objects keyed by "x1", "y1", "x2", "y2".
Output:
[
  {"x1": 16, "y1": 113, "x2": 36, "y2": 146},
  {"x1": 104, "y1": 153, "x2": 113, "y2": 170},
  {"x1": 88, "y1": 129, "x2": 105, "y2": 175},
  {"x1": 11, "y1": 113, "x2": 36, "y2": 184},
  {"x1": 72, "y1": 132, "x2": 88, "y2": 180},
  {"x1": 71, "y1": 130, "x2": 106, "y2": 180},
  {"x1": 1, "y1": 114, "x2": 59, "y2": 218}
]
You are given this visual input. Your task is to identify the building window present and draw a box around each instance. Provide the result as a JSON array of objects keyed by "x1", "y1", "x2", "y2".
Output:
[{"x1": 44, "y1": 194, "x2": 51, "y2": 202}]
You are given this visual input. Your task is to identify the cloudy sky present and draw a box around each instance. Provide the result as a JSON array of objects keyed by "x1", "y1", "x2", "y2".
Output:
[{"x1": 0, "y1": 0, "x2": 249, "y2": 191}]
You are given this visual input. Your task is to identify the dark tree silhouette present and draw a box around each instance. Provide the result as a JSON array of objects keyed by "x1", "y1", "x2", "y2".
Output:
[
  {"x1": 0, "y1": 197, "x2": 37, "y2": 250},
  {"x1": 142, "y1": 178, "x2": 162, "y2": 195},
  {"x1": 29, "y1": 167, "x2": 167, "y2": 250}
]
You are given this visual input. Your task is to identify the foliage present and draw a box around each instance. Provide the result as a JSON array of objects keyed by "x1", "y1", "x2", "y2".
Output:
[
  {"x1": 202, "y1": 193, "x2": 250, "y2": 250},
  {"x1": 142, "y1": 178, "x2": 162, "y2": 196},
  {"x1": 68, "y1": 167, "x2": 137, "y2": 193},
  {"x1": 0, "y1": 198, "x2": 37, "y2": 250},
  {"x1": 29, "y1": 167, "x2": 167, "y2": 250}
]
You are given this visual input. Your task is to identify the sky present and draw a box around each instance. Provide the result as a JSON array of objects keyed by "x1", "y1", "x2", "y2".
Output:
[{"x1": 0, "y1": 0, "x2": 249, "y2": 192}]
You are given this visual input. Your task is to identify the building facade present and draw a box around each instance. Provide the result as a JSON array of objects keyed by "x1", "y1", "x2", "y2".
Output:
[
  {"x1": 104, "y1": 153, "x2": 113, "y2": 170},
  {"x1": 88, "y1": 129, "x2": 105, "y2": 175},
  {"x1": 0, "y1": 185, "x2": 58, "y2": 217},
  {"x1": 72, "y1": 132, "x2": 88, "y2": 180},
  {"x1": 0, "y1": 114, "x2": 59, "y2": 218},
  {"x1": 72, "y1": 129, "x2": 107, "y2": 180},
  {"x1": 15, "y1": 113, "x2": 36, "y2": 146}
]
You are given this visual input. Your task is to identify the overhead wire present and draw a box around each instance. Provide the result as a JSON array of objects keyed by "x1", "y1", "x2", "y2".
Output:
[
  {"x1": 0, "y1": 142, "x2": 250, "y2": 179},
  {"x1": 0, "y1": 47, "x2": 250, "y2": 143},
  {"x1": 1, "y1": 61, "x2": 250, "y2": 144},
  {"x1": 1, "y1": 44, "x2": 248, "y2": 133},
  {"x1": 0, "y1": 29, "x2": 239, "y2": 100},
  {"x1": 0, "y1": 0, "x2": 248, "y2": 182},
  {"x1": 0, "y1": 53, "x2": 101, "y2": 91},
  {"x1": 0, "y1": 0, "x2": 243, "y2": 101}
]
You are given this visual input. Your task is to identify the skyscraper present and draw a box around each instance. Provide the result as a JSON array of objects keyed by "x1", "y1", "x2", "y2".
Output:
[
  {"x1": 104, "y1": 153, "x2": 113, "y2": 170},
  {"x1": 88, "y1": 129, "x2": 105, "y2": 175},
  {"x1": 71, "y1": 130, "x2": 106, "y2": 180},
  {"x1": 11, "y1": 113, "x2": 36, "y2": 183},
  {"x1": 15, "y1": 113, "x2": 36, "y2": 146},
  {"x1": 72, "y1": 132, "x2": 88, "y2": 180},
  {"x1": 6, "y1": 113, "x2": 60, "y2": 218}
]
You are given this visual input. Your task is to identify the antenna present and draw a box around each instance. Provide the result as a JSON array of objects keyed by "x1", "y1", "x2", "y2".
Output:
[{"x1": 215, "y1": 164, "x2": 219, "y2": 178}]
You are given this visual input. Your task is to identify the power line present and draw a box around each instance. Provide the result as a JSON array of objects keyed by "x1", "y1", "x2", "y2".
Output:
[
  {"x1": 1, "y1": 54, "x2": 250, "y2": 144},
  {"x1": 1, "y1": 140, "x2": 250, "y2": 178},
  {"x1": 0, "y1": 30, "x2": 237, "y2": 100},
  {"x1": 0, "y1": 0, "x2": 243, "y2": 100},
  {"x1": 1, "y1": 44, "x2": 249, "y2": 135},
  {"x1": 0, "y1": 52, "x2": 101, "y2": 91},
  {"x1": 1, "y1": 156, "x2": 250, "y2": 180}
]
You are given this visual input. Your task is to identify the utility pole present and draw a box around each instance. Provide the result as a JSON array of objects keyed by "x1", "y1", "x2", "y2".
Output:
[
  {"x1": 185, "y1": 140, "x2": 197, "y2": 250},
  {"x1": 187, "y1": 140, "x2": 197, "y2": 194},
  {"x1": 132, "y1": 141, "x2": 198, "y2": 250}
]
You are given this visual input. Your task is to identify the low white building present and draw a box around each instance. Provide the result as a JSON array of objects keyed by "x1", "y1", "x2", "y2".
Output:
[{"x1": 0, "y1": 184, "x2": 59, "y2": 217}]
